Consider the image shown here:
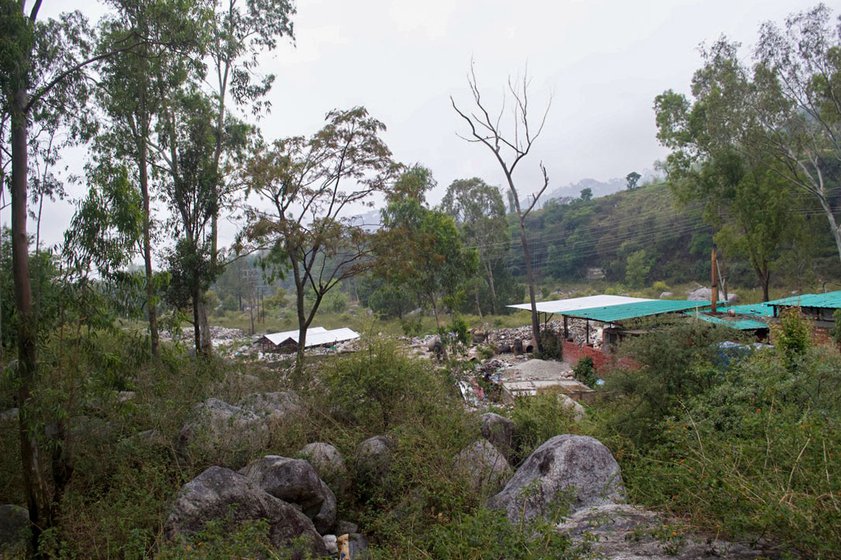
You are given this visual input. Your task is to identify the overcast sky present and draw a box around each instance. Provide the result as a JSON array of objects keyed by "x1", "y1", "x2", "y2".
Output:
[{"x1": 8, "y1": 0, "x2": 825, "y2": 250}]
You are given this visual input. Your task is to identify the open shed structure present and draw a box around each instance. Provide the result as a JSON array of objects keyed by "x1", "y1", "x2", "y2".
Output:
[
  {"x1": 258, "y1": 327, "x2": 360, "y2": 353},
  {"x1": 765, "y1": 290, "x2": 841, "y2": 330}
]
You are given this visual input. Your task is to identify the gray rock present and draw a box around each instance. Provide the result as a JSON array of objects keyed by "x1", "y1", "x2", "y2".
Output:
[
  {"x1": 240, "y1": 455, "x2": 337, "y2": 535},
  {"x1": 355, "y1": 435, "x2": 394, "y2": 485},
  {"x1": 558, "y1": 503, "x2": 778, "y2": 559},
  {"x1": 299, "y1": 442, "x2": 349, "y2": 496},
  {"x1": 687, "y1": 287, "x2": 713, "y2": 301},
  {"x1": 336, "y1": 520, "x2": 359, "y2": 535},
  {"x1": 480, "y1": 412, "x2": 515, "y2": 460},
  {"x1": 177, "y1": 398, "x2": 268, "y2": 461},
  {"x1": 488, "y1": 434, "x2": 624, "y2": 523},
  {"x1": 453, "y1": 439, "x2": 513, "y2": 495},
  {"x1": 239, "y1": 391, "x2": 303, "y2": 422},
  {"x1": 323, "y1": 534, "x2": 338, "y2": 555},
  {"x1": 558, "y1": 394, "x2": 586, "y2": 421},
  {"x1": 165, "y1": 466, "x2": 327, "y2": 557},
  {"x1": 0, "y1": 504, "x2": 29, "y2": 553},
  {"x1": 659, "y1": 291, "x2": 674, "y2": 299},
  {"x1": 0, "y1": 408, "x2": 19, "y2": 423}
]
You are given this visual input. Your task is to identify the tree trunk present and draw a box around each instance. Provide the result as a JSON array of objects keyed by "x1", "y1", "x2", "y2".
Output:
[
  {"x1": 192, "y1": 284, "x2": 202, "y2": 355},
  {"x1": 138, "y1": 137, "x2": 159, "y2": 356},
  {"x1": 518, "y1": 218, "x2": 542, "y2": 353},
  {"x1": 197, "y1": 297, "x2": 212, "y2": 355},
  {"x1": 485, "y1": 261, "x2": 498, "y2": 315},
  {"x1": 12, "y1": 87, "x2": 51, "y2": 554}
]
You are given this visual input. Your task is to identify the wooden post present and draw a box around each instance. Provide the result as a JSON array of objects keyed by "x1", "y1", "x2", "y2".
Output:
[
  {"x1": 563, "y1": 316, "x2": 569, "y2": 340},
  {"x1": 711, "y1": 245, "x2": 718, "y2": 314}
]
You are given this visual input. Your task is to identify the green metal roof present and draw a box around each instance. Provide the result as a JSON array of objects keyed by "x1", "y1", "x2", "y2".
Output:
[
  {"x1": 765, "y1": 290, "x2": 841, "y2": 309},
  {"x1": 562, "y1": 299, "x2": 705, "y2": 323},
  {"x1": 686, "y1": 313, "x2": 769, "y2": 331},
  {"x1": 702, "y1": 302, "x2": 776, "y2": 318}
]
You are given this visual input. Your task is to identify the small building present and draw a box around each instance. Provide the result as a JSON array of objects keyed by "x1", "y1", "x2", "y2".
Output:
[
  {"x1": 257, "y1": 327, "x2": 360, "y2": 353},
  {"x1": 766, "y1": 291, "x2": 841, "y2": 330}
]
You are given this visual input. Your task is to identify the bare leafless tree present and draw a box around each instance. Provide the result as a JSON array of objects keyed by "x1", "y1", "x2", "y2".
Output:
[{"x1": 451, "y1": 62, "x2": 551, "y2": 352}]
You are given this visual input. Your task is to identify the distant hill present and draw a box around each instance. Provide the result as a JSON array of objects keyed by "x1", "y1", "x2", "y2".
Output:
[{"x1": 539, "y1": 169, "x2": 664, "y2": 208}]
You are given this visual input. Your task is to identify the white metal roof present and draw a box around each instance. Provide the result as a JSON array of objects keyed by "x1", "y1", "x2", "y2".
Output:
[
  {"x1": 261, "y1": 326, "x2": 328, "y2": 346},
  {"x1": 303, "y1": 327, "x2": 360, "y2": 347},
  {"x1": 260, "y1": 326, "x2": 359, "y2": 348},
  {"x1": 507, "y1": 295, "x2": 655, "y2": 315}
]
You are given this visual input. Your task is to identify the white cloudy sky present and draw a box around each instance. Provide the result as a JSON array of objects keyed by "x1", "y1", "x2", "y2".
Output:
[{"x1": 10, "y1": 0, "x2": 824, "y2": 249}]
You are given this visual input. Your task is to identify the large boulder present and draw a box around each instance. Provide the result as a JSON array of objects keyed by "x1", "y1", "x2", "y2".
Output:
[
  {"x1": 240, "y1": 455, "x2": 336, "y2": 535},
  {"x1": 488, "y1": 434, "x2": 624, "y2": 523},
  {"x1": 299, "y1": 442, "x2": 349, "y2": 497},
  {"x1": 355, "y1": 435, "x2": 394, "y2": 486},
  {"x1": 0, "y1": 504, "x2": 29, "y2": 555},
  {"x1": 165, "y1": 466, "x2": 327, "y2": 557},
  {"x1": 177, "y1": 398, "x2": 268, "y2": 461},
  {"x1": 480, "y1": 412, "x2": 515, "y2": 460},
  {"x1": 453, "y1": 439, "x2": 513, "y2": 495},
  {"x1": 558, "y1": 504, "x2": 775, "y2": 559}
]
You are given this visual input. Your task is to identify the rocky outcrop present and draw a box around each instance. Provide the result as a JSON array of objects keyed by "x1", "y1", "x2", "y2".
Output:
[
  {"x1": 240, "y1": 455, "x2": 336, "y2": 535},
  {"x1": 299, "y1": 442, "x2": 349, "y2": 497},
  {"x1": 558, "y1": 504, "x2": 779, "y2": 559},
  {"x1": 164, "y1": 466, "x2": 327, "y2": 557},
  {"x1": 453, "y1": 439, "x2": 513, "y2": 495},
  {"x1": 489, "y1": 434, "x2": 624, "y2": 523},
  {"x1": 480, "y1": 412, "x2": 515, "y2": 460}
]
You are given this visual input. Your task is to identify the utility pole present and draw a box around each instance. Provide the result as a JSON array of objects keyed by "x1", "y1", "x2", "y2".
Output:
[{"x1": 711, "y1": 244, "x2": 719, "y2": 314}]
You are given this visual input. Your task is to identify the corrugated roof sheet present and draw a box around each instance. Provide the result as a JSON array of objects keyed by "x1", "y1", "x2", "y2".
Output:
[
  {"x1": 765, "y1": 290, "x2": 841, "y2": 309},
  {"x1": 262, "y1": 327, "x2": 328, "y2": 345},
  {"x1": 715, "y1": 302, "x2": 776, "y2": 318},
  {"x1": 562, "y1": 299, "x2": 705, "y2": 323},
  {"x1": 304, "y1": 327, "x2": 359, "y2": 347},
  {"x1": 507, "y1": 295, "x2": 653, "y2": 314},
  {"x1": 687, "y1": 313, "x2": 769, "y2": 331}
]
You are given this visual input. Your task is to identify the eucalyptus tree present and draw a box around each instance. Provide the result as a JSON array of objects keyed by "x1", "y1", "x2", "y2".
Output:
[
  {"x1": 244, "y1": 107, "x2": 396, "y2": 380},
  {"x1": 655, "y1": 39, "x2": 810, "y2": 301},
  {"x1": 94, "y1": 0, "x2": 208, "y2": 356},
  {"x1": 156, "y1": 0, "x2": 295, "y2": 355},
  {"x1": 0, "y1": 0, "x2": 142, "y2": 548},
  {"x1": 451, "y1": 63, "x2": 551, "y2": 352},
  {"x1": 440, "y1": 177, "x2": 509, "y2": 314}
]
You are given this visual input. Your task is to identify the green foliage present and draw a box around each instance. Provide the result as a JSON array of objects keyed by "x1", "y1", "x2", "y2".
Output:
[
  {"x1": 603, "y1": 321, "x2": 741, "y2": 448},
  {"x1": 428, "y1": 507, "x2": 586, "y2": 560},
  {"x1": 625, "y1": 249, "x2": 652, "y2": 288},
  {"x1": 772, "y1": 308, "x2": 812, "y2": 369},
  {"x1": 623, "y1": 346, "x2": 841, "y2": 558},
  {"x1": 537, "y1": 328, "x2": 562, "y2": 360},
  {"x1": 572, "y1": 357, "x2": 597, "y2": 388},
  {"x1": 510, "y1": 389, "x2": 581, "y2": 461}
]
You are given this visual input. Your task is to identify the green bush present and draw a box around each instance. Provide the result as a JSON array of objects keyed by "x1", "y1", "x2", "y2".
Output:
[
  {"x1": 511, "y1": 389, "x2": 581, "y2": 462},
  {"x1": 773, "y1": 307, "x2": 811, "y2": 369},
  {"x1": 572, "y1": 356, "x2": 597, "y2": 388}
]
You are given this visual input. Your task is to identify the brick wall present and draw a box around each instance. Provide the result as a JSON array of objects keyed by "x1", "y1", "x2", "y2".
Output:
[{"x1": 562, "y1": 339, "x2": 639, "y2": 375}]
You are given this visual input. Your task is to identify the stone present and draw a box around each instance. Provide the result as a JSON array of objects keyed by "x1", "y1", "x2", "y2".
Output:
[
  {"x1": 176, "y1": 398, "x2": 268, "y2": 461},
  {"x1": 240, "y1": 455, "x2": 336, "y2": 535},
  {"x1": 659, "y1": 291, "x2": 674, "y2": 299},
  {"x1": 165, "y1": 466, "x2": 327, "y2": 557},
  {"x1": 336, "y1": 520, "x2": 359, "y2": 535},
  {"x1": 0, "y1": 504, "x2": 29, "y2": 554},
  {"x1": 558, "y1": 503, "x2": 777, "y2": 559},
  {"x1": 488, "y1": 434, "x2": 625, "y2": 523},
  {"x1": 299, "y1": 442, "x2": 349, "y2": 496},
  {"x1": 0, "y1": 408, "x2": 18, "y2": 423},
  {"x1": 239, "y1": 391, "x2": 303, "y2": 422},
  {"x1": 558, "y1": 394, "x2": 586, "y2": 421},
  {"x1": 480, "y1": 412, "x2": 515, "y2": 460},
  {"x1": 453, "y1": 439, "x2": 513, "y2": 495},
  {"x1": 355, "y1": 435, "x2": 394, "y2": 485},
  {"x1": 323, "y1": 534, "x2": 338, "y2": 555}
]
